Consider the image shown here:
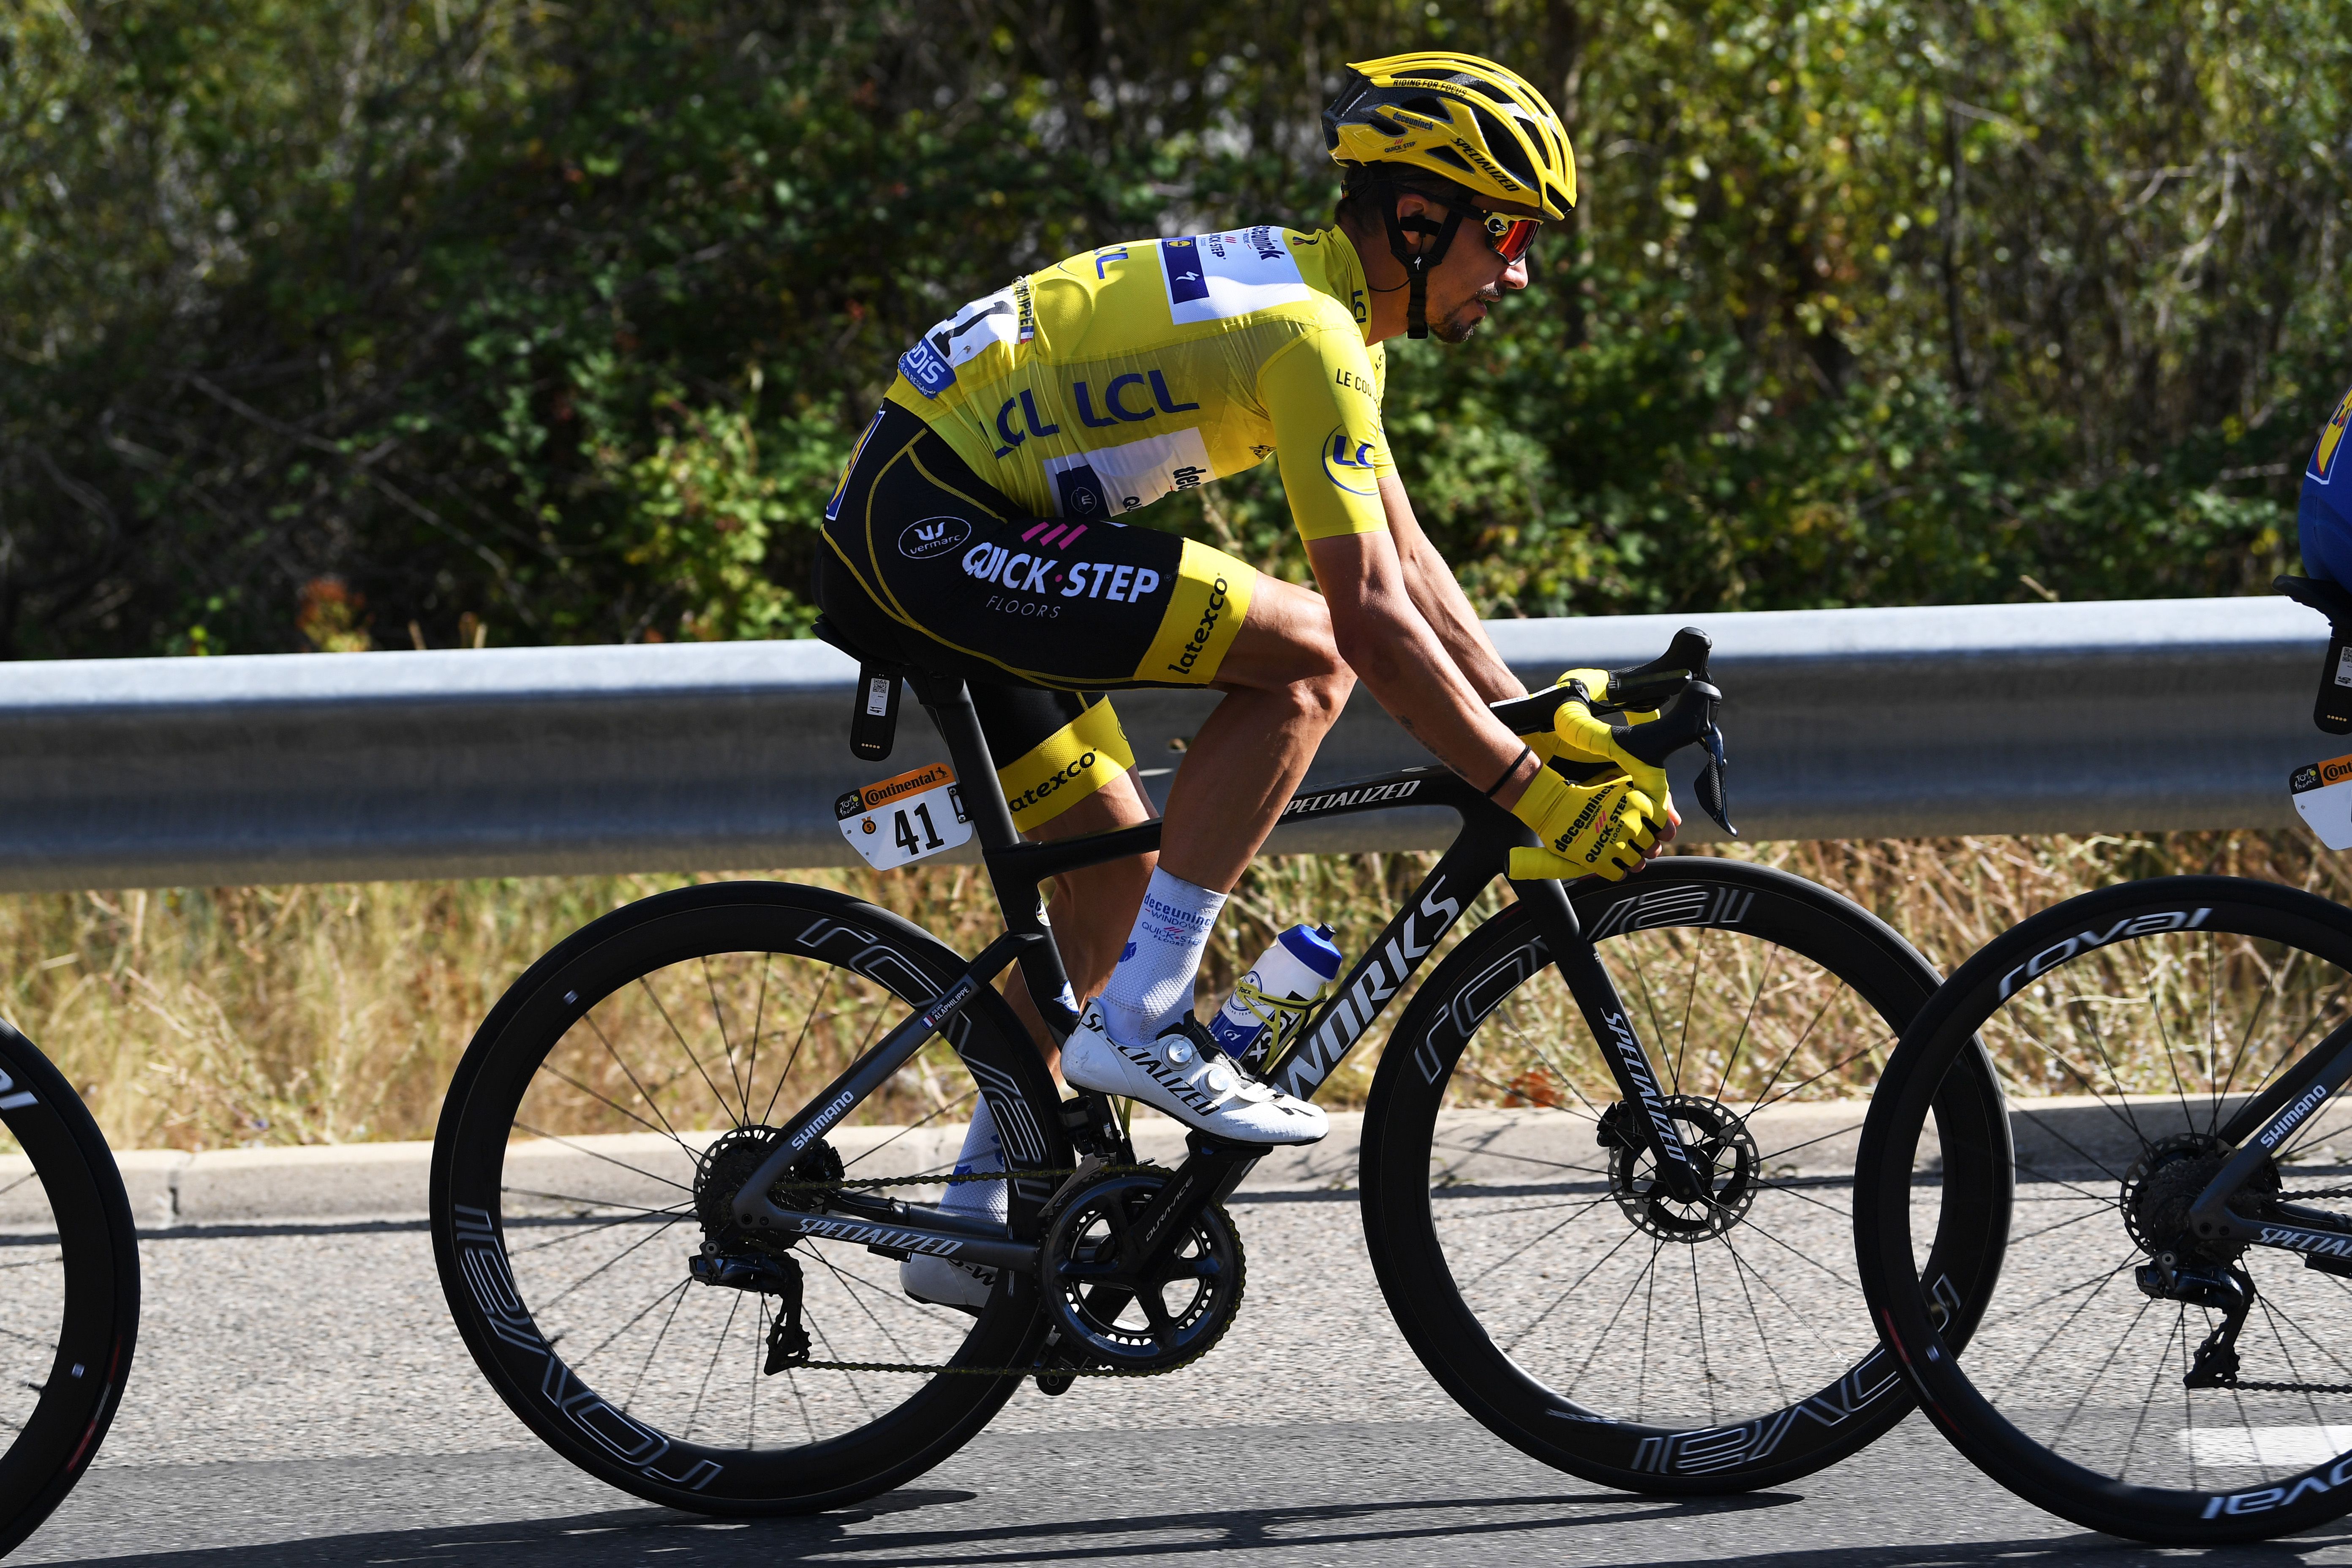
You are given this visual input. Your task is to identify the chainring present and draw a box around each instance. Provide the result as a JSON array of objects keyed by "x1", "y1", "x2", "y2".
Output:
[{"x1": 1041, "y1": 1168, "x2": 1245, "y2": 1374}]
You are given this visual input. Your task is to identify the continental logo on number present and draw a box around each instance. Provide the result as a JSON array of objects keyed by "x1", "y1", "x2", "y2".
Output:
[
  {"x1": 2295, "y1": 754, "x2": 2352, "y2": 793},
  {"x1": 1322, "y1": 427, "x2": 1380, "y2": 496},
  {"x1": 2314, "y1": 386, "x2": 2352, "y2": 486},
  {"x1": 836, "y1": 763, "x2": 956, "y2": 820}
]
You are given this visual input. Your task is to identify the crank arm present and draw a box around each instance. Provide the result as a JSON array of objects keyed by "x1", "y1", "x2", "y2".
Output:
[
  {"x1": 734, "y1": 929, "x2": 1043, "y2": 1233},
  {"x1": 1121, "y1": 1131, "x2": 1265, "y2": 1280},
  {"x1": 1509, "y1": 874, "x2": 1711, "y2": 1205}
]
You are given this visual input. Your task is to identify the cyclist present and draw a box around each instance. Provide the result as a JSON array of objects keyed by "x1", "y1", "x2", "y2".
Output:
[
  {"x1": 2302, "y1": 384, "x2": 2352, "y2": 583},
  {"x1": 815, "y1": 52, "x2": 1674, "y2": 1306}
]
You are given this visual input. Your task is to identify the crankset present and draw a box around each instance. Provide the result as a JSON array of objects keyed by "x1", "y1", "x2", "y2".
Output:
[{"x1": 1040, "y1": 1145, "x2": 1252, "y2": 1374}]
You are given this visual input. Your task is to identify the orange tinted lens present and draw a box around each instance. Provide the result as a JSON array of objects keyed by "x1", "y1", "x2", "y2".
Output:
[{"x1": 1492, "y1": 218, "x2": 1540, "y2": 261}]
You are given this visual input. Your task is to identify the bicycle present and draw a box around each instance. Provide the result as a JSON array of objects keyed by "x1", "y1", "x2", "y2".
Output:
[
  {"x1": 430, "y1": 624, "x2": 2006, "y2": 1513},
  {"x1": 1853, "y1": 574, "x2": 2352, "y2": 1544},
  {"x1": 0, "y1": 1019, "x2": 140, "y2": 1555}
]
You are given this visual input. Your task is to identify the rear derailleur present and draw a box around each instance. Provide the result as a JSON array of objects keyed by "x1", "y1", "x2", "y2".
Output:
[
  {"x1": 2134, "y1": 1252, "x2": 2254, "y2": 1388},
  {"x1": 686, "y1": 1125, "x2": 841, "y2": 1374}
]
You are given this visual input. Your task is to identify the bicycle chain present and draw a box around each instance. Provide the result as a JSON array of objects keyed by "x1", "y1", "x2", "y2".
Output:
[{"x1": 763, "y1": 1161, "x2": 1173, "y2": 1380}]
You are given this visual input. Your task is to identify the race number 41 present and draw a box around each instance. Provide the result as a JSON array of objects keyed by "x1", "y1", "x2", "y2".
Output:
[{"x1": 836, "y1": 763, "x2": 974, "y2": 870}]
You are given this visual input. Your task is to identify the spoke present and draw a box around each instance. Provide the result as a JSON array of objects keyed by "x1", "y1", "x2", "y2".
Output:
[
  {"x1": 1500, "y1": 1219, "x2": 1648, "y2": 1358},
  {"x1": 1745, "y1": 979, "x2": 1851, "y2": 1111},
  {"x1": 685, "y1": 1290, "x2": 744, "y2": 1440},
  {"x1": 535, "y1": 1213, "x2": 691, "y2": 1313},
  {"x1": 637, "y1": 973, "x2": 746, "y2": 1130},
  {"x1": 577, "y1": 1009, "x2": 691, "y2": 1146},
  {"x1": 1712, "y1": 942, "x2": 1783, "y2": 1100},
  {"x1": 1720, "y1": 1234, "x2": 1793, "y2": 1413},
  {"x1": 702, "y1": 955, "x2": 752, "y2": 1122},
  {"x1": 1672, "y1": 926, "x2": 1707, "y2": 1104},
  {"x1": 1749, "y1": 1037, "x2": 1894, "y2": 1118},
  {"x1": 510, "y1": 1123, "x2": 694, "y2": 1194},
  {"x1": 1620, "y1": 943, "x2": 1678, "y2": 1097},
  {"x1": 623, "y1": 1275, "x2": 694, "y2": 1414},
  {"x1": 574, "y1": 1277, "x2": 692, "y2": 1370},
  {"x1": 745, "y1": 953, "x2": 775, "y2": 1131},
  {"x1": 1688, "y1": 1242, "x2": 1715, "y2": 1426},
  {"x1": 532, "y1": 1060, "x2": 700, "y2": 1155},
  {"x1": 762, "y1": 967, "x2": 838, "y2": 1126}
]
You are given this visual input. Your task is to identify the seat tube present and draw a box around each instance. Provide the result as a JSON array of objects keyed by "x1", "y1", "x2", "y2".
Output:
[{"x1": 909, "y1": 673, "x2": 1081, "y2": 1037}]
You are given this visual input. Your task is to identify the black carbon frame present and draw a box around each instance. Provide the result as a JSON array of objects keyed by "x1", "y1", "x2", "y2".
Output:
[{"x1": 729, "y1": 671, "x2": 1711, "y2": 1244}]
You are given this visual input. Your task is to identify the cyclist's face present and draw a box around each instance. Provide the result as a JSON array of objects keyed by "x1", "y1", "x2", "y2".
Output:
[{"x1": 1397, "y1": 195, "x2": 1533, "y2": 345}]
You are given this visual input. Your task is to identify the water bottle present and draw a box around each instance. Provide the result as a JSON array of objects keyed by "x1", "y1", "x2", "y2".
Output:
[{"x1": 1207, "y1": 924, "x2": 1344, "y2": 1072}]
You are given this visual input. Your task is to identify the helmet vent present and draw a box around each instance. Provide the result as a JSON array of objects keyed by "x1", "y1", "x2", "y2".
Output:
[
  {"x1": 1399, "y1": 95, "x2": 1449, "y2": 119},
  {"x1": 1367, "y1": 112, "x2": 1406, "y2": 137},
  {"x1": 1421, "y1": 144, "x2": 1475, "y2": 176}
]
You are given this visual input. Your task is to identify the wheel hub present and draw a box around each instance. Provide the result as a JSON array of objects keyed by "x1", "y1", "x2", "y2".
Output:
[
  {"x1": 1602, "y1": 1094, "x2": 1761, "y2": 1241},
  {"x1": 692, "y1": 1127, "x2": 837, "y2": 1242},
  {"x1": 2121, "y1": 1132, "x2": 2273, "y2": 1266}
]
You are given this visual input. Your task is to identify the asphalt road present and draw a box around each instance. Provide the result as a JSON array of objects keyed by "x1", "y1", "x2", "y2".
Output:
[{"x1": 22, "y1": 1189, "x2": 2352, "y2": 1566}]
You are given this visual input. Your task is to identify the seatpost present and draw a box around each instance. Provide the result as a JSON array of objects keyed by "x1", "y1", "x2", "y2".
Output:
[{"x1": 908, "y1": 673, "x2": 1082, "y2": 1039}]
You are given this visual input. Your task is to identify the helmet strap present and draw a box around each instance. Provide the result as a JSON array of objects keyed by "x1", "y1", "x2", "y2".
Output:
[{"x1": 1373, "y1": 185, "x2": 1465, "y2": 340}]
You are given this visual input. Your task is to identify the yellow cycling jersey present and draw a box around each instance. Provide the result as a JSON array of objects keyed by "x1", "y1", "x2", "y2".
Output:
[{"x1": 882, "y1": 224, "x2": 1395, "y2": 542}]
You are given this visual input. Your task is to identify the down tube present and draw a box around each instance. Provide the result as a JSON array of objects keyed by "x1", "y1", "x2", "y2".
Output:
[{"x1": 1268, "y1": 833, "x2": 1510, "y2": 1101}]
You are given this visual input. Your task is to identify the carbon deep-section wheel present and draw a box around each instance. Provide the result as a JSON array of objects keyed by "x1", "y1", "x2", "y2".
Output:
[
  {"x1": 0, "y1": 1020, "x2": 139, "y2": 1556},
  {"x1": 1856, "y1": 876, "x2": 2352, "y2": 1543},
  {"x1": 431, "y1": 882, "x2": 1072, "y2": 1514},
  {"x1": 1361, "y1": 857, "x2": 2006, "y2": 1493}
]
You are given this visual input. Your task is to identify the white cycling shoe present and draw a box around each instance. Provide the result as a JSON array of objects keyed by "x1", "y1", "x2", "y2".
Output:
[
  {"x1": 900, "y1": 1254, "x2": 996, "y2": 1314},
  {"x1": 1061, "y1": 1009, "x2": 1328, "y2": 1146}
]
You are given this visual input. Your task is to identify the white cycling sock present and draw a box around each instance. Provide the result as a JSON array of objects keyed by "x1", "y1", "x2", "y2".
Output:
[
  {"x1": 1098, "y1": 868, "x2": 1227, "y2": 1047},
  {"x1": 941, "y1": 1096, "x2": 1007, "y2": 1226}
]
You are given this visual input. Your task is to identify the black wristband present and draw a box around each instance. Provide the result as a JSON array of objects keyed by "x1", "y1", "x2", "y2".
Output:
[{"x1": 1484, "y1": 745, "x2": 1535, "y2": 800}]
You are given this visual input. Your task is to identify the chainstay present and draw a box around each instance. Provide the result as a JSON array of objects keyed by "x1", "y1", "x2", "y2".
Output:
[
  {"x1": 769, "y1": 1162, "x2": 1152, "y2": 1196},
  {"x1": 789, "y1": 1357, "x2": 1188, "y2": 1378},
  {"x1": 772, "y1": 1160, "x2": 1194, "y2": 1380}
]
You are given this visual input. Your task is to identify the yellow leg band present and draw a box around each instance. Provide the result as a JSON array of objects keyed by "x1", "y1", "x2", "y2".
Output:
[
  {"x1": 995, "y1": 697, "x2": 1137, "y2": 833},
  {"x1": 1135, "y1": 539, "x2": 1255, "y2": 684}
]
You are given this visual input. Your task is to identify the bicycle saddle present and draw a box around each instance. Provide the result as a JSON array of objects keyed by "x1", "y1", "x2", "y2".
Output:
[
  {"x1": 2276, "y1": 574, "x2": 2352, "y2": 630},
  {"x1": 2276, "y1": 576, "x2": 2352, "y2": 735}
]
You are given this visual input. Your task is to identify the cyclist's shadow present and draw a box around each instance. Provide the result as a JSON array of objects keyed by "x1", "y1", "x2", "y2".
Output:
[{"x1": 32, "y1": 1486, "x2": 1797, "y2": 1565}]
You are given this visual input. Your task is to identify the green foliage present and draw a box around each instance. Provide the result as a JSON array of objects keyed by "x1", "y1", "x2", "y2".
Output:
[{"x1": 2, "y1": 0, "x2": 2347, "y2": 656}]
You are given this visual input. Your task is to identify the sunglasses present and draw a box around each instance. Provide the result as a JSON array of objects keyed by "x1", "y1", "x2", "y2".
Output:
[{"x1": 1475, "y1": 208, "x2": 1542, "y2": 263}]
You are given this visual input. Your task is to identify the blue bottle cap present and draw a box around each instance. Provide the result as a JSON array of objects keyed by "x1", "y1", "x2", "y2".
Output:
[{"x1": 1277, "y1": 923, "x2": 1345, "y2": 980}]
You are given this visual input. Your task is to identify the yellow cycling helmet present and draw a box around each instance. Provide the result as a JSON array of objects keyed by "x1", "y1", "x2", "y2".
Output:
[
  {"x1": 1324, "y1": 52, "x2": 1576, "y2": 220},
  {"x1": 1323, "y1": 52, "x2": 1576, "y2": 337}
]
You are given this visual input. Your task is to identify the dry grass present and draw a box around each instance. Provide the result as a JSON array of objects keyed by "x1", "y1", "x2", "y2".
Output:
[{"x1": 4, "y1": 830, "x2": 2344, "y2": 1151}]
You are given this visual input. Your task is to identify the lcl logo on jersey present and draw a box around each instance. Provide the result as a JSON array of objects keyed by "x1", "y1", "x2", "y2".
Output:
[
  {"x1": 1323, "y1": 428, "x2": 1380, "y2": 496},
  {"x1": 2314, "y1": 387, "x2": 2352, "y2": 486},
  {"x1": 898, "y1": 516, "x2": 972, "y2": 560}
]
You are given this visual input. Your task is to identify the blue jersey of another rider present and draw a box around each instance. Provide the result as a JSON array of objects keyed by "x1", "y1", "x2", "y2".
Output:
[{"x1": 2301, "y1": 384, "x2": 2352, "y2": 583}]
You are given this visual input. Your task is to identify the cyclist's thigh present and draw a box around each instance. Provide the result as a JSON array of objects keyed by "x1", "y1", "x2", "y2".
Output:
[
  {"x1": 1205, "y1": 573, "x2": 1347, "y2": 693},
  {"x1": 820, "y1": 408, "x2": 1258, "y2": 692}
]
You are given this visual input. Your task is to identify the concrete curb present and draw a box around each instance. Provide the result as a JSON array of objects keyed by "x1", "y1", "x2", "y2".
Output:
[{"x1": 51, "y1": 1092, "x2": 2349, "y2": 1232}]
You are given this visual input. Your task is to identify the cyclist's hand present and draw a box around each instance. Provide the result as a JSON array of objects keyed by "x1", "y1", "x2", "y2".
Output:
[
  {"x1": 1553, "y1": 684, "x2": 1671, "y2": 806},
  {"x1": 1503, "y1": 765, "x2": 1664, "y2": 883}
]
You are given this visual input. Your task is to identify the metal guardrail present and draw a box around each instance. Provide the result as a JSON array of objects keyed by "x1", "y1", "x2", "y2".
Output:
[{"x1": 0, "y1": 597, "x2": 2328, "y2": 892}]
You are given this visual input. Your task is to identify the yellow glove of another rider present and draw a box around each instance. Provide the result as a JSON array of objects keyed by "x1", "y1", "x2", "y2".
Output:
[{"x1": 1504, "y1": 764, "x2": 1663, "y2": 883}]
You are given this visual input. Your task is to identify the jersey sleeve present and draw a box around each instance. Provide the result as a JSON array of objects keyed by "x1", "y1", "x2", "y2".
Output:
[{"x1": 1260, "y1": 324, "x2": 1395, "y2": 541}]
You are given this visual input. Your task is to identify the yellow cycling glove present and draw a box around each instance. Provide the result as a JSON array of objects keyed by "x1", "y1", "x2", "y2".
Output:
[
  {"x1": 1553, "y1": 693, "x2": 1671, "y2": 809},
  {"x1": 1504, "y1": 764, "x2": 1663, "y2": 883}
]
